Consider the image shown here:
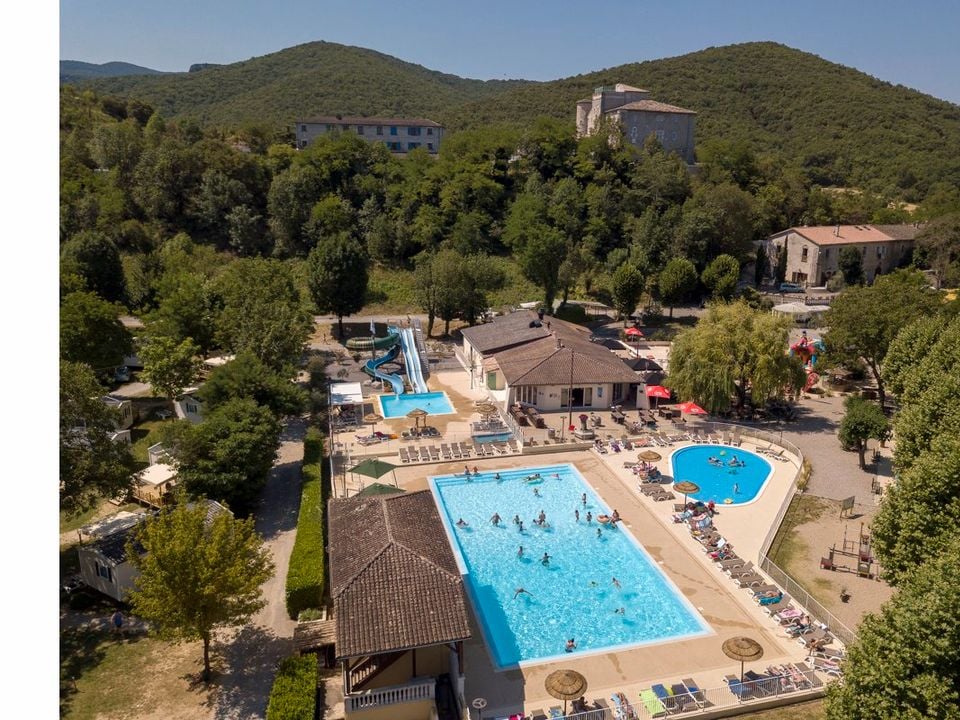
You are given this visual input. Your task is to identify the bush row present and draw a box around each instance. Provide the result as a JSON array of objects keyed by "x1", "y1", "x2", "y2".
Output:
[
  {"x1": 285, "y1": 427, "x2": 327, "y2": 618},
  {"x1": 266, "y1": 654, "x2": 318, "y2": 720}
]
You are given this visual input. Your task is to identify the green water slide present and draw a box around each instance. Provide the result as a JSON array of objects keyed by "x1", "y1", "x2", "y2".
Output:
[{"x1": 345, "y1": 333, "x2": 400, "y2": 351}]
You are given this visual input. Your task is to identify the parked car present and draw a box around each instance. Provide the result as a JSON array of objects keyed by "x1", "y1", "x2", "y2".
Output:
[{"x1": 779, "y1": 282, "x2": 805, "y2": 294}]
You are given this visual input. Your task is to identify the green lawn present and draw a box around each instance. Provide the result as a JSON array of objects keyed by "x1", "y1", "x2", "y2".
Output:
[
  {"x1": 737, "y1": 700, "x2": 826, "y2": 720},
  {"x1": 130, "y1": 419, "x2": 176, "y2": 467}
]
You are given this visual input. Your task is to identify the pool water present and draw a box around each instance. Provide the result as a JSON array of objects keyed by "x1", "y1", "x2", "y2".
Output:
[
  {"x1": 429, "y1": 464, "x2": 709, "y2": 668},
  {"x1": 379, "y1": 391, "x2": 454, "y2": 418},
  {"x1": 670, "y1": 445, "x2": 773, "y2": 505},
  {"x1": 474, "y1": 431, "x2": 513, "y2": 444}
]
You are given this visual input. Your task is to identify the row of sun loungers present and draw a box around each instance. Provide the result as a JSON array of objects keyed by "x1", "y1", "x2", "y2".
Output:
[
  {"x1": 397, "y1": 439, "x2": 520, "y2": 463},
  {"x1": 723, "y1": 662, "x2": 823, "y2": 701}
]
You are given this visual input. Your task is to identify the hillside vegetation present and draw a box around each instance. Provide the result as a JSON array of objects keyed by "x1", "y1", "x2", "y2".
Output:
[{"x1": 77, "y1": 41, "x2": 960, "y2": 195}]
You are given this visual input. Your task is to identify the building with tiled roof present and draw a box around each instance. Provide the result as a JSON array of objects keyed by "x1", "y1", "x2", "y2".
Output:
[
  {"x1": 576, "y1": 83, "x2": 696, "y2": 164},
  {"x1": 462, "y1": 309, "x2": 643, "y2": 412},
  {"x1": 762, "y1": 223, "x2": 923, "y2": 287},
  {"x1": 327, "y1": 490, "x2": 470, "y2": 716},
  {"x1": 295, "y1": 115, "x2": 443, "y2": 154}
]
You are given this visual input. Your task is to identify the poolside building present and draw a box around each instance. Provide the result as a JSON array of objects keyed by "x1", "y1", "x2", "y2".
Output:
[
  {"x1": 461, "y1": 310, "x2": 643, "y2": 411},
  {"x1": 324, "y1": 489, "x2": 471, "y2": 720},
  {"x1": 295, "y1": 116, "x2": 443, "y2": 155}
]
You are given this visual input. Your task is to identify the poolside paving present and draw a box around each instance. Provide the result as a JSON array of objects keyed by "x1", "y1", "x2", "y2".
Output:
[{"x1": 392, "y1": 449, "x2": 815, "y2": 718}]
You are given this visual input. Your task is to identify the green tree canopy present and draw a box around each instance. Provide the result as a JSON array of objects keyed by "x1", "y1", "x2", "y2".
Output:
[
  {"x1": 658, "y1": 257, "x2": 698, "y2": 317},
  {"x1": 60, "y1": 230, "x2": 127, "y2": 303},
  {"x1": 914, "y1": 212, "x2": 960, "y2": 288},
  {"x1": 215, "y1": 258, "x2": 312, "y2": 370},
  {"x1": 60, "y1": 291, "x2": 133, "y2": 371},
  {"x1": 610, "y1": 262, "x2": 644, "y2": 319},
  {"x1": 882, "y1": 314, "x2": 948, "y2": 398},
  {"x1": 199, "y1": 351, "x2": 305, "y2": 418},
  {"x1": 306, "y1": 232, "x2": 368, "y2": 339},
  {"x1": 837, "y1": 245, "x2": 866, "y2": 286},
  {"x1": 824, "y1": 532, "x2": 960, "y2": 720},
  {"x1": 701, "y1": 254, "x2": 741, "y2": 301},
  {"x1": 838, "y1": 395, "x2": 890, "y2": 470},
  {"x1": 823, "y1": 270, "x2": 940, "y2": 408},
  {"x1": 127, "y1": 500, "x2": 274, "y2": 682},
  {"x1": 139, "y1": 333, "x2": 202, "y2": 401},
  {"x1": 667, "y1": 300, "x2": 805, "y2": 411},
  {"x1": 168, "y1": 398, "x2": 281, "y2": 515},
  {"x1": 60, "y1": 361, "x2": 137, "y2": 515}
]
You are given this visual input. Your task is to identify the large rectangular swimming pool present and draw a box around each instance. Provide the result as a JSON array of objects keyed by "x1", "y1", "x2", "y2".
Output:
[
  {"x1": 379, "y1": 391, "x2": 454, "y2": 418},
  {"x1": 429, "y1": 464, "x2": 710, "y2": 668}
]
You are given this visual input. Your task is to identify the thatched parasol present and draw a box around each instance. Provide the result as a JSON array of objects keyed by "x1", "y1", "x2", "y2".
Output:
[
  {"x1": 673, "y1": 480, "x2": 701, "y2": 505},
  {"x1": 406, "y1": 408, "x2": 428, "y2": 428},
  {"x1": 722, "y1": 636, "x2": 764, "y2": 683},
  {"x1": 638, "y1": 450, "x2": 662, "y2": 462},
  {"x1": 475, "y1": 402, "x2": 498, "y2": 416},
  {"x1": 363, "y1": 412, "x2": 383, "y2": 431},
  {"x1": 544, "y1": 669, "x2": 588, "y2": 715}
]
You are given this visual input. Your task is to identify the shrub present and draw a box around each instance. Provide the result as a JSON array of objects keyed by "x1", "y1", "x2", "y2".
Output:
[
  {"x1": 266, "y1": 654, "x2": 318, "y2": 720},
  {"x1": 285, "y1": 428, "x2": 328, "y2": 618}
]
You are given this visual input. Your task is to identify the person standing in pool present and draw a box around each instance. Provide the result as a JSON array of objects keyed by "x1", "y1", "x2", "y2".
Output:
[
  {"x1": 574, "y1": 508, "x2": 580, "y2": 522},
  {"x1": 464, "y1": 465, "x2": 470, "y2": 475},
  {"x1": 490, "y1": 512, "x2": 501, "y2": 525},
  {"x1": 582, "y1": 493, "x2": 587, "y2": 506},
  {"x1": 586, "y1": 511, "x2": 593, "y2": 524},
  {"x1": 517, "y1": 545, "x2": 524, "y2": 558},
  {"x1": 596, "y1": 528, "x2": 602, "y2": 538},
  {"x1": 518, "y1": 520, "x2": 524, "y2": 532},
  {"x1": 565, "y1": 638, "x2": 576, "y2": 652},
  {"x1": 533, "y1": 487, "x2": 541, "y2": 497},
  {"x1": 513, "y1": 514, "x2": 520, "y2": 525},
  {"x1": 541, "y1": 552, "x2": 551, "y2": 566},
  {"x1": 733, "y1": 483, "x2": 740, "y2": 495}
]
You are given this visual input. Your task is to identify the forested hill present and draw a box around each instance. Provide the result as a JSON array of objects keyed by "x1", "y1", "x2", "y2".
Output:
[
  {"x1": 81, "y1": 41, "x2": 530, "y2": 126},
  {"x1": 445, "y1": 42, "x2": 960, "y2": 193},
  {"x1": 60, "y1": 60, "x2": 167, "y2": 84}
]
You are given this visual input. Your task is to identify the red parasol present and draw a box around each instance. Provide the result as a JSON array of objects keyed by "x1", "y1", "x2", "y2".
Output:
[
  {"x1": 625, "y1": 327, "x2": 644, "y2": 338},
  {"x1": 677, "y1": 401, "x2": 707, "y2": 415},
  {"x1": 645, "y1": 385, "x2": 671, "y2": 399}
]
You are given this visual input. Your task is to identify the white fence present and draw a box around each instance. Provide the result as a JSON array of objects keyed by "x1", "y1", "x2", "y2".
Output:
[{"x1": 345, "y1": 678, "x2": 435, "y2": 712}]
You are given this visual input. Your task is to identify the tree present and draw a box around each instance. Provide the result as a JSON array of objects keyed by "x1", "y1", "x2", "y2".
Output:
[
  {"x1": 774, "y1": 239, "x2": 788, "y2": 284},
  {"x1": 883, "y1": 315, "x2": 948, "y2": 398},
  {"x1": 127, "y1": 501, "x2": 273, "y2": 682},
  {"x1": 838, "y1": 246, "x2": 866, "y2": 286},
  {"x1": 610, "y1": 263, "x2": 644, "y2": 320},
  {"x1": 753, "y1": 244, "x2": 767, "y2": 287},
  {"x1": 60, "y1": 231, "x2": 127, "y2": 303},
  {"x1": 306, "y1": 233, "x2": 368, "y2": 339},
  {"x1": 667, "y1": 301, "x2": 805, "y2": 411},
  {"x1": 823, "y1": 270, "x2": 939, "y2": 408},
  {"x1": 60, "y1": 361, "x2": 137, "y2": 514},
  {"x1": 658, "y1": 257, "x2": 698, "y2": 317},
  {"x1": 216, "y1": 259, "x2": 312, "y2": 371},
  {"x1": 60, "y1": 291, "x2": 133, "y2": 371},
  {"x1": 824, "y1": 533, "x2": 960, "y2": 720},
  {"x1": 139, "y1": 333, "x2": 201, "y2": 401},
  {"x1": 149, "y1": 271, "x2": 219, "y2": 354},
  {"x1": 701, "y1": 254, "x2": 741, "y2": 301},
  {"x1": 414, "y1": 251, "x2": 441, "y2": 337},
  {"x1": 199, "y1": 351, "x2": 305, "y2": 417},
  {"x1": 838, "y1": 396, "x2": 890, "y2": 469},
  {"x1": 171, "y1": 398, "x2": 281, "y2": 515},
  {"x1": 418, "y1": 249, "x2": 503, "y2": 336},
  {"x1": 915, "y1": 212, "x2": 960, "y2": 288}
]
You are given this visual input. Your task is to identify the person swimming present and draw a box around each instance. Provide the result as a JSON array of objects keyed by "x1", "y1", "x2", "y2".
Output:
[
  {"x1": 733, "y1": 483, "x2": 740, "y2": 494},
  {"x1": 614, "y1": 607, "x2": 625, "y2": 615},
  {"x1": 513, "y1": 514, "x2": 520, "y2": 525},
  {"x1": 612, "y1": 577, "x2": 621, "y2": 589},
  {"x1": 514, "y1": 587, "x2": 532, "y2": 599},
  {"x1": 495, "y1": 472, "x2": 501, "y2": 481},
  {"x1": 565, "y1": 638, "x2": 576, "y2": 652},
  {"x1": 456, "y1": 518, "x2": 468, "y2": 528},
  {"x1": 541, "y1": 552, "x2": 551, "y2": 566},
  {"x1": 518, "y1": 520, "x2": 524, "y2": 532},
  {"x1": 596, "y1": 528, "x2": 602, "y2": 538},
  {"x1": 491, "y1": 513, "x2": 501, "y2": 525},
  {"x1": 533, "y1": 487, "x2": 541, "y2": 497}
]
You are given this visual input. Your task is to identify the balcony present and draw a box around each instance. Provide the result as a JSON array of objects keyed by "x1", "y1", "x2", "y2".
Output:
[{"x1": 345, "y1": 677, "x2": 435, "y2": 713}]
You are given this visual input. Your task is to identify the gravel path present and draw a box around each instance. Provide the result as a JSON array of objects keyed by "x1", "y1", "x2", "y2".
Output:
[{"x1": 214, "y1": 417, "x2": 306, "y2": 720}]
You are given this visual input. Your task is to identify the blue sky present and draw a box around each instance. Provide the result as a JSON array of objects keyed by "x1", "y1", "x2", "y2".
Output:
[{"x1": 60, "y1": 0, "x2": 960, "y2": 103}]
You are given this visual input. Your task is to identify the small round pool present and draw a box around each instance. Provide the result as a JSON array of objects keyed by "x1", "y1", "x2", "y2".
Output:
[{"x1": 670, "y1": 445, "x2": 773, "y2": 505}]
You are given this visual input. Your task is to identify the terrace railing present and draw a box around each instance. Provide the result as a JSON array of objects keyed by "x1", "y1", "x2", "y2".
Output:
[{"x1": 345, "y1": 677, "x2": 435, "y2": 712}]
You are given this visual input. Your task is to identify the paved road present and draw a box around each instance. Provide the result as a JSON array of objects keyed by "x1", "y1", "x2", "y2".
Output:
[{"x1": 215, "y1": 417, "x2": 306, "y2": 720}]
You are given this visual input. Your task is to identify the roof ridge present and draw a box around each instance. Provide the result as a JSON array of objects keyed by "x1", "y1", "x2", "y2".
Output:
[
  {"x1": 390, "y1": 542, "x2": 462, "y2": 583},
  {"x1": 510, "y1": 345, "x2": 565, "y2": 385},
  {"x1": 334, "y1": 541, "x2": 391, "y2": 598}
]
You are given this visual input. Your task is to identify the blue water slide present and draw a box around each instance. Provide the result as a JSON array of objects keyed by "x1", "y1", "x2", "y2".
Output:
[
  {"x1": 363, "y1": 334, "x2": 405, "y2": 395},
  {"x1": 398, "y1": 327, "x2": 428, "y2": 394}
]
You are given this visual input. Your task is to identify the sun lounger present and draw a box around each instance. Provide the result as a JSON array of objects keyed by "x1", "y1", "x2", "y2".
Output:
[
  {"x1": 761, "y1": 594, "x2": 791, "y2": 614},
  {"x1": 668, "y1": 683, "x2": 698, "y2": 711},
  {"x1": 810, "y1": 656, "x2": 842, "y2": 676},
  {"x1": 744, "y1": 670, "x2": 777, "y2": 697},
  {"x1": 440, "y1": 444, "x2": 452, "y2": 460},
  {"x1": 398, "y1": 447, "x2": 409, "y2": 463},
  {"x1": 757, "y1": 591, "x2": 786, "y2": 606},
  {"x1": 791, "y1": 662, "x2": 823, "y2": 687},
  {"x1": 724, "y1": 561, "x2": 755, "y2": 577},
  {"x1": 747, "y1": 583, "x2": 779, "y2": 595},
  {"x1": 548, "y1": 708, "x2": 564, "y2": 718},
  {"x1": 680, "y1": 679, "x2": 706, "y2": 709},
  {"x1": 636, "y1": 689, "x2": 665, "y2": 718},
  {"x1": 428, "y1": 445, "x2": 440, "y2": 461},
  {"x1": 735, "y1": 573, "x2": 767, "y2": 588},
  {"x1": 774, "y1": 606, "x2": 803, "y2": 624},
  {"x1": 724, "y1": 675, "x2": 751, "y2": 700},
  {"x1": 810, "y1": 646, "x2": 845, "y2": 661},
  {"x1": 650, "y1": 684, "x2": 683, "y2": 714},
  {"x1": 611, "y1": 691, "x2": 640, "y2": 720}
]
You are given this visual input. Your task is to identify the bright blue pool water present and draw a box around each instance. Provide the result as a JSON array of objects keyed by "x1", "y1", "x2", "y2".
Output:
[
  {"x1": 379, "y1": 391, "x2": 454, "y2": 418},
  {"x1": 670, "y1": 445, "x2": 773, "y2": 505},
  {"x1": 473, "y1": 431, "x2": 513, "y2": 444},
  {"x1": 429, "y1": 464, "x2": 709, "y2": 668}
]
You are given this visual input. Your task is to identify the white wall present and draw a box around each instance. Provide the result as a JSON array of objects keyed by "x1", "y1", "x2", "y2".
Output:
[{"x1": 77, "y1": 548, "x2": 139, "y2": 602}]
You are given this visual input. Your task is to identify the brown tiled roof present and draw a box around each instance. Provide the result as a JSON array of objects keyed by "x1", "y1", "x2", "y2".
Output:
[
  {"x1": 460, "y1": 310, "x2": 590, "y2": 355},
  {"x1": 872, "y1": 223, "x2": 924, "y2": 241},
  {"x1": 610, "y1": 100, "x2": 696, "y2": 115},
  {"x1": 328, "y1": 491, "x2": 470, "y2": 659},
  {"x1": 496, "y1": 335, "x2": 641, "y2": 386},
  {"x1": 789, "y1": 224, "x2": 921, "y2": 247},
  {"x1": 297, "y1": 115, "x2": 442, "y2": 128}
]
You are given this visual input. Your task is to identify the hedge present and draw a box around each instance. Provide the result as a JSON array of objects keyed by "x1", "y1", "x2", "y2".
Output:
[
  {"x1": 285, "y1": 427, "x2": 328, "y2": 618},
  {"x1": 266, "y1": 654, "x2": 318, "y2": 720}
]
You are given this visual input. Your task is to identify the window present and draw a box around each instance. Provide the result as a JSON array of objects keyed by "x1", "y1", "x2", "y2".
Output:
[
  {"x1": 342, "y1": 124, "x2": 350, "y2": 131},
  {"x1": 427, "y1": 128, "x2": 433, "y2": 136},
  {"x1": 801, "y1": 247, "x2": 808, "y2": 262},
  {"x1": 654, "y1": 129, "x2": 666, "y2": 142},
  {"x1": 95, "y1": 562, "x2": 113, "y2": 583},
  {"x1": 186, "y1": 402, "x2": 198, "y2": 414},
  {"x1": 877, "y1": 246, "x2": 883, "y2": 257},
  {"x1": 376, "y1": 126, "x2": 384, "y2": 135},
  {"x1": 390, "y1": 126, "x2": 398, "y2": 136},
  {"x1": 408, "y1": 127, "x2": 421, "y2": 136},
  {"x1": 824, "y1": 248, "x2": 830, "y2": 259},
  {"x1": 300, "y1": 140, "x2": 308, "y2": 149},
  {"x1": 407, "y1": 142, "x2": 420, "y2": 151},
  {"x1": 427, "y1": 143, "x2": 434, "y2": 151},
  {"x1": 357, "y1": 125, "x2": 364, "y2": 135},
  {"x1": 300, "y1": 124, "x2": 306, "y2": 132}
]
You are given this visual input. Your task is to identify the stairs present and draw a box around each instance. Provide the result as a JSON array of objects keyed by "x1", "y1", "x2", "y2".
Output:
[{"x1": 349, "y1": 650, "x2": 406, "y2": 691}]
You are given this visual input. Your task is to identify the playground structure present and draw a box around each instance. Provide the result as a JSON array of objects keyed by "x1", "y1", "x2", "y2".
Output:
[
  {"x1": 358, "y1": 325, "x2": 429, "y2": 395},
  {"x1": 820, "y1": 517, "x2": 878, "y2": 579},
  {"x1": 790, "y1": 333, "x2": 824, "y2": 393}
]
